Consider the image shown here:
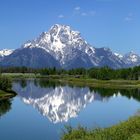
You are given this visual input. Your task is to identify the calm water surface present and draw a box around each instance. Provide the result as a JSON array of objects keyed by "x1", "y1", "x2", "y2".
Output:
[{"x1": 0, "y1": 79, "x2": 140, "y2": 140}]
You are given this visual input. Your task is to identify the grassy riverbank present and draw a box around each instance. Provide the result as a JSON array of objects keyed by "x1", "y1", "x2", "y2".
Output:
[
  {"x1": 0, "y1": 75, "x2": 17, "y2": 100},
  {"x1": 0, "y1": 90, "x2": 16, "y2": 100},
  {"x1": 58, "y1": 77, "x2": 140, "y2": 89},
  {"x1": 62, "y1": 116, "x2": 140, "y2": 140},
  {"x1": 2, "y1": 73, "x2": 140, "y2": 89},
  {"x1": 60, "y1": 78, "x2": 140, "y2": 89}
]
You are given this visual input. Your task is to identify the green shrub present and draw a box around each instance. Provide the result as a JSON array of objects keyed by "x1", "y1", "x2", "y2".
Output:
[
  {"x1": 129, "y1": 134, "x2": 140, "y2": 140},
  {"x1": 61, "y1": 116, "x2": 140, "y2": 140},
  {"x1": 0, "y1": 76, "x2": 12, "y2": 91}
]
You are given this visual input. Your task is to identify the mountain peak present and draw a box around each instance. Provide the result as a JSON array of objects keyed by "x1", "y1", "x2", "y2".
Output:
[
  {"x1": 22, "y1": 24, "x2": 92, "y2": 66},
  {"x1": 125, "y1": 51, "x2": 139, "y2": 57},
  {"x1": 0, "y1": 49, "x2": 14, "y2": 57},
  {"x1": 123, "y1": 51, "x2": 140, "y2": 64},
  {"x1": 3, "y1": 24, "x2": 139, "y2": 69},
  {"x1": 50, "y1": 24, "x2": 71, "y2": 31},
  {"x1": 24, "y1": 24, "x2": 82, "y2": 50},
  {"x1": 48, "y1": 24, "x2": 81, "y2": 42},
  {"x1": 127, "y1": 51, "x2": 136, "y2": 55}
]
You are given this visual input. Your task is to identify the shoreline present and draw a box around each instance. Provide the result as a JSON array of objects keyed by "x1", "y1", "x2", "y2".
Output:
[
  {"x1": 57, "y1": 77, "x2": 140, "y2": 89},
  {"x1": 2, "y1": 73, "x2": 140, "y2": 89},
  {"x1": 0, "y1": 90, "x2": 17, "y2": 100},
  {"x1": 62, "y1": 116, "x2": 140, "y2": 140}
]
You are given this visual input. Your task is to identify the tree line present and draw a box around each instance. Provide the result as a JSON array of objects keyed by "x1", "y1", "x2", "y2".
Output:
[{"x1": 0, "y1": 66, "x2": 140, "y2": 80}]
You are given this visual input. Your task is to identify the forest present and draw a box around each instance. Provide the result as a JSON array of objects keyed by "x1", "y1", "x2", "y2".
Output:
[{"x1": 0, "y1": 65, "x2": 140, "y2": 80}]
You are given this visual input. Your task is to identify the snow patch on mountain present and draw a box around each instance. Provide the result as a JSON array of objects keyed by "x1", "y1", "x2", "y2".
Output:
[
  {"x1": 114, "y1": 53, "x2": 123, "y2": 59},
  {"x1": 122, "y1": 51, "x2": 140, "y2": 66},
  {"x1": 0, "y1": 49, "x2": 14, "y2": 57}
]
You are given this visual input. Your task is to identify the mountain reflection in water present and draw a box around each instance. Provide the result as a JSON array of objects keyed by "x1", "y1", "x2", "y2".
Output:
[{"x1": 12, "y1": 79, "x2": 140, "y2": 123}]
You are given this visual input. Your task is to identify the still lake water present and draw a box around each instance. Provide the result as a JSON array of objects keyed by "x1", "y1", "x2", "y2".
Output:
[{"x1": 0, "y1": 79, "x2": 140, "y2": 140}]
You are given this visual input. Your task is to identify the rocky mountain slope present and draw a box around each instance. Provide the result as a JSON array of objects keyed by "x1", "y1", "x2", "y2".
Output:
[{"x1": 0, "y1": 24, "x2": 139, "y2": 69}]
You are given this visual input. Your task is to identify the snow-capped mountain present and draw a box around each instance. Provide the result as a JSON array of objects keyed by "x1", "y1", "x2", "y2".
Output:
[
  {"x1": 114, "y1": 51, "x2": 140, "y2": 67},
  {"x1": 23, "y1": 24, "x2": 98, "y2": 69},
  {"x1": 0, "y1": 24, "x2": 139, "y2": 68},
  {"x1": 0, "y1": 49, "x2": 14, "y2": 57},
  {"x1": 122, "y1": 51, "x2": 140, "y2": 67},
  {"x1": 0, "y1": 49, "x2": 14, "y2": 61},
  {"x1": 94, "y1": 47, "x2": 125, "y2": 68},
  {"x1": 0, "y1": 47, "x2": 60, "y2": 68}
]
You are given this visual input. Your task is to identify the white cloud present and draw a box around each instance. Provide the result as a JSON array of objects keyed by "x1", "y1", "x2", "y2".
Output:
[
  {"x1": 125, "y1": 17, "x2": 132, "y2": 21},
  {"x1": 81, "y1": 11, "x2": 96, "y2": 17},
  {"x1": 74, "y1": 6, "x2": 96, "y2": 17},
  {"x1": 81, "y1": 12, "x2": 87, "y2": 16},
  {"x1": 74, "y1": 6, "x2": 81, "y2": 11},
  {"x1": 58, "y1": 14, "x2": 64, "y2": 18},
  {"x1": 124, "y1": 13, "x2": 133, "y2": 21}
]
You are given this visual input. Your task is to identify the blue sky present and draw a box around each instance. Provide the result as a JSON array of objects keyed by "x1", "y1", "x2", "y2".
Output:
[{"x1": 0, "y1": 0, "x2": 140, "y2": 54}]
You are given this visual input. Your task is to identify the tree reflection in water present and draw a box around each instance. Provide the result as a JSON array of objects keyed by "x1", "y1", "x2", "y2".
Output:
[{"x1": 0, "y1": 99, "x2": 12, "y2": 118}]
